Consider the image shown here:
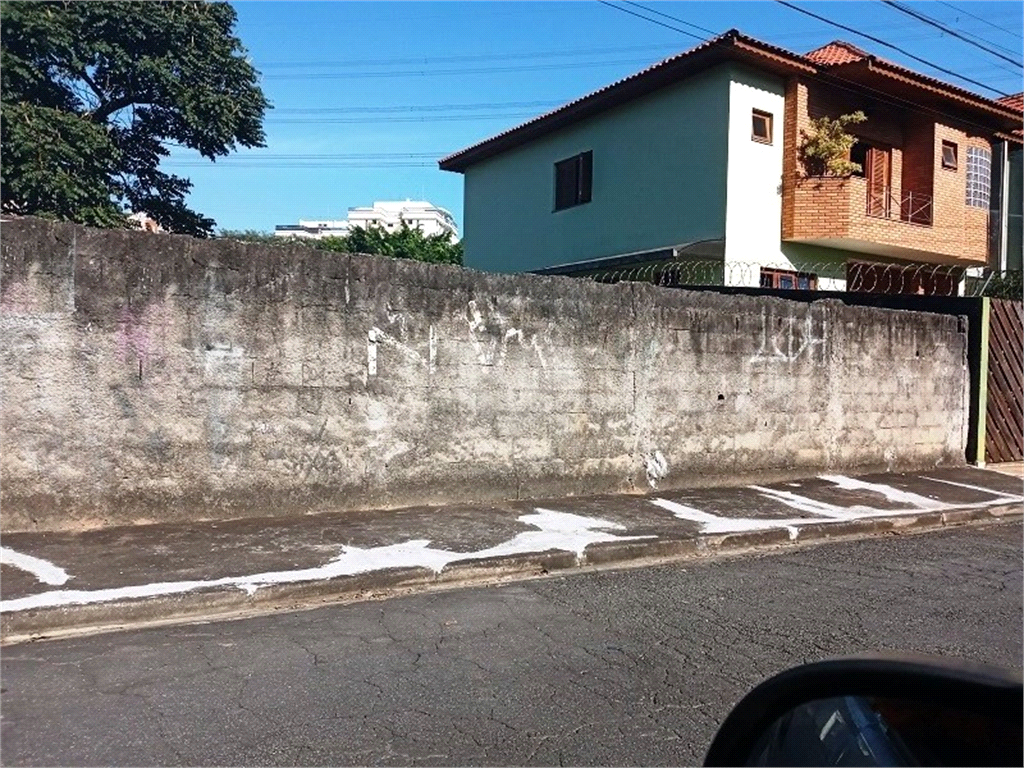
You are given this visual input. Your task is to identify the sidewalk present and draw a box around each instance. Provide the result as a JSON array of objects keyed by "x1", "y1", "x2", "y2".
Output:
[{"x1": 2, "y1": 466, "x2": 1021, "y2": 644}]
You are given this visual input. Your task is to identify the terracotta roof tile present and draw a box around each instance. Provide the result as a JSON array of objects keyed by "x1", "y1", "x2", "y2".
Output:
[
  {"x1": 805, "y1": 41, "x2": 869, "y2": 66},
  {"x1": 997, "y1": 92, "x2": 1023, "y2": 112}
]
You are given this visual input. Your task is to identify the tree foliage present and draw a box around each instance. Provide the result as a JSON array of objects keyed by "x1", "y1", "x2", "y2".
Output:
[
  {"x1": 218, "y1": 229, "x2": 280, "y2": 245},
  {"x1": 220, "y1": 224, "x2": 464, "y2": 266},
  {"x1": 801, "y1": 111, "x2": 867, "y2": 177},
  {"x1": 1, "y1": 1, "x2": 269, "y2": 236}
]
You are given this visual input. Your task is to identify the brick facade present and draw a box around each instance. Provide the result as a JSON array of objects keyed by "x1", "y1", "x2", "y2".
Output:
[{"x1": 782, "y1": 76, "x2": 993, "y2": 265}]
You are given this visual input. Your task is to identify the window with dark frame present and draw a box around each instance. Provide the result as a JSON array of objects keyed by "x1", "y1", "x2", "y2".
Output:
[
  {"x1": 751, "y1": 110, "x2": 773, "y2": 144},
  {"x1": 554, "y1": 151, "x2": 593, "y2": 211},
  {"x1": 941, "y1": 140, "x2": 958, "y2": 170},
  {"x1": 760, "y1": 268, "x2": 818, "y2": 291}
]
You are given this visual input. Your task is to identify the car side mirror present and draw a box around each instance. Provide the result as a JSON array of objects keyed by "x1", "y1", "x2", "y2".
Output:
[{"x1": 704, "y1": 654, "x2": 1022, "y2": 767}]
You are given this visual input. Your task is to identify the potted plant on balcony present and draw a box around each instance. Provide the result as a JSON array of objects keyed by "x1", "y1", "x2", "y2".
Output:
[{"x1": 800, "y1": 111, "x2": 867, "y2": 176}]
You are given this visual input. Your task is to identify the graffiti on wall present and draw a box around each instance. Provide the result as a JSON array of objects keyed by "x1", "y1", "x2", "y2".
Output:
[{"x1": 748, "y1": 312, "x2": 827, "y2": 367}]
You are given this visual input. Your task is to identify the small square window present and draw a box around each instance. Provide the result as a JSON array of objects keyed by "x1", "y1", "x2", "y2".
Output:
[
  {"x1": 752, "y1": 110, "x2": 773, "y2": 144},
  {"x1": 941, "y1": 140, "x2": 958, "y2": 170}
]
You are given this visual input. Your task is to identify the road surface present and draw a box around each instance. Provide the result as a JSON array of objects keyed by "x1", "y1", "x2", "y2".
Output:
[{"x1": 2, "y1": 522, "x2": 1021, "y2": 766}]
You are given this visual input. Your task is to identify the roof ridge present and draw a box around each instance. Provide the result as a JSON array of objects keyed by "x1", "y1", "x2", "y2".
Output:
[{"x1": 805, "y1": 40, "x2": 869, "y2": 66}]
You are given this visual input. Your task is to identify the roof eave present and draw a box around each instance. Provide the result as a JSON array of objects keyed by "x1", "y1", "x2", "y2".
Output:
[
  {"x1": 863, "y1": 58, "x2": 1021, "y2": 123},
  {"x1": 439, "y1": 35, "x2": 814, "y2": 173}
]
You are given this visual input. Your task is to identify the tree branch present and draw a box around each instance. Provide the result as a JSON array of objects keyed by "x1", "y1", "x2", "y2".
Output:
[
  {"x1": 77, "y1": 68, "x2": 104, "y2": 102},
  {"x1": 88, "y1": 94, "x2": 136, "y2": 124}
]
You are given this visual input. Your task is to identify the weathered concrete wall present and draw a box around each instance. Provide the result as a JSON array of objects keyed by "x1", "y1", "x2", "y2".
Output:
[{"x1": 1, "y1": 218, "x2": 968, "y2": 531}]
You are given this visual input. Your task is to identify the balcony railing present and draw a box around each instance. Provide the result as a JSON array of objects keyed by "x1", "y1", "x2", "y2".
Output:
[{"x1": 866, "y1": 186, "x2": 933, "y2": 226}]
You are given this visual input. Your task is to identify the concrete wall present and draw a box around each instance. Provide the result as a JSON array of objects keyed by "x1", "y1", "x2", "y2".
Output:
[
  {"x1": 1, "y1": 218, "x2": 969, "y2": 532},
  {"x1": 461, "y1": 66, "x2": 732, "y2": 273}
]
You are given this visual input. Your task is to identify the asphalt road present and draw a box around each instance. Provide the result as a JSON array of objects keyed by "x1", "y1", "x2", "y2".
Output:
[{"x1": 2, "y1": 522, "x2": 1021, "y2": 767}]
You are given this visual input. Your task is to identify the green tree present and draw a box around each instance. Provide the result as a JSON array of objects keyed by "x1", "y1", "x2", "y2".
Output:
[
  {"x1": 326, "y1": 223, "x2": 463, "y2": 265},
  {"x1": 801, "y1": 111, "x2": 867, "y2": 177},
  {"x1": 218, "y1": 229, "x2": 281, "y2": 245},
  {"x1": 216, "y1": 224, "x2": 463, "y2": 266},
  {"x1": 1, "y1": 1, "x2": 269, "y2": 236}
]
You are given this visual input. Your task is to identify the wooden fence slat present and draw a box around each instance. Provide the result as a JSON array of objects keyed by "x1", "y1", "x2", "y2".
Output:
[{"x1": 986, "y1": 299, "x2": 1023, "y2": 463}]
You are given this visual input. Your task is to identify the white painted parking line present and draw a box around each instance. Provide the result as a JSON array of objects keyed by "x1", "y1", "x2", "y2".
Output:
[
  {"x1": 920, "y1": 476, "x2": 1024, "y2": 500},
  {"x1": 819, "y1": 475, "x2": 941, "y2": 508},
  {"x1": 0, "y1": 547, "x2": 70, "y2": 586},
  {"x1": 0, "y1": 510, "x2": 652, "y2": 613}
]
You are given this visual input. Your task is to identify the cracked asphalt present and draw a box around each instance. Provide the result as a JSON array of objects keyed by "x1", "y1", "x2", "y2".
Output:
[{"x1": 2, "y1": 521, "x2": 1021, "y2": 767}]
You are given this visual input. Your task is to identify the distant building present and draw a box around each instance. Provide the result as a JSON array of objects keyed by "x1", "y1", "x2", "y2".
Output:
[{"x1": 274, "y1": 200, "x2": 458, "y2": 241}]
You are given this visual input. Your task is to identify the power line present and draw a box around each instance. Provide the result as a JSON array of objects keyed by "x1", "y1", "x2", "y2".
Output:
[
  {"x1": 272, "y1": 100, "x2": 564, "y2": 115},
  {"x1": 249, "y1": 20, "x2": 995, "y2": 74},
  {"x1": 257, "y1": 42, "x2": 682, "y2": 69},
  {"x1": 595, "y1": 1, "x2": 707, "y2": 41},
  {"x1": 265, "y1": 112, "x2": 543, "y2": 124},
  {"x1": 881, "y1": 1, "x2": 1023, "y2": 67},
  {"x1": 774, "y1": 1, "x2": 1011, "y2": 96},
  {"x1": 262, "y1": 56, "x2": 663, "y2": 80},
  {"x1": 165, "y1": 163, "x2": 438, "y2": 169},
  {"x1": 171, "y1": 153, "x2": 446, "y2": 159},
  {"x1": 163, "y1": 2, "x2": 1018, "y2": 177},
  {"x1": 592, "y1": 0, "x2": 1018, "y2": 136},
  {"x1": 937, "y1": 1, "x2": 1023, "y2": 41},
  {"x1": 619, "y1": 1, "x2": 719, "y2": 37}
]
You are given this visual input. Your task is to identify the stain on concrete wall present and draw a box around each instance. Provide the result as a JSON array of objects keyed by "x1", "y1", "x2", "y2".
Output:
[{"x1": 0, "y1": 218, "x2": 969, "y2": 531}]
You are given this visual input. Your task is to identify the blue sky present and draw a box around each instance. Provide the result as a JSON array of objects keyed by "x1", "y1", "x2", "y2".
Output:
[{"x1": 165, "y1": 1, "x2": 1024, "y2": 234}]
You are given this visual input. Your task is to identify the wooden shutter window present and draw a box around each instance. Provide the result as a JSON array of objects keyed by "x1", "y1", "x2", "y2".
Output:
[{"x1": 866, "y1": 146, "x2": 890, "y2": 217}]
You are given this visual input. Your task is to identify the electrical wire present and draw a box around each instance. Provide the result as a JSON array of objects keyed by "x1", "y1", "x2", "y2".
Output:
[
  {"x1": 271, "y1": 100, "x2": 564, "y2": 115},
  {"x1": 937, "y1": 1, "x2": 1023, "y2": 41},
  {"x1": 164, "y1": 2, "x2": 1021, "y2": 174},
  {"x1": 618, "y1": 1, "x2": 719, "y2": 37},
  {"x1": 881, "y1": 1, "x2": 1022, "y2": 67},
  {"x1": 595, "y1": 1, "x2": 706, "y2": 41},
  {"x1": 774, "y1": 0, "x2": 1012, "y2": 96},
  {"x1": 262, "y1": 56, "x2": 666, "y2": 80},
  {"x1": 265, "y1": 112, "x2": 543, "y2": 125},
  {"x1": 257, "y1": 42, "x2": 682, "y2": 69},
  {"x1": 593, "y1": 0, "x2": 1020, "y2": 137}
]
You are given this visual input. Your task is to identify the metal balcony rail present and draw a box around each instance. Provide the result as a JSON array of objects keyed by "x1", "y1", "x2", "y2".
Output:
[{"x1": 866, "y1": 186, "x2": 934, "y2": 226}]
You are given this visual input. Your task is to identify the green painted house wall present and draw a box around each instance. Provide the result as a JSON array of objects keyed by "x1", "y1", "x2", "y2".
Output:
[{"x1": 462, "y1": 65, "x2": 733, "y2": 273}]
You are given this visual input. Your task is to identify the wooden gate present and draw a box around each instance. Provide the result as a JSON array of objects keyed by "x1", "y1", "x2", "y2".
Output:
[{"x1": 986, "y1": 299, "x2": 1023, "y2": 463}]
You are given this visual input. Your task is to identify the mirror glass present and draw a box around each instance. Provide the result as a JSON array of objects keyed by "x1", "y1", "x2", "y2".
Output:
[{"x1": 746, "y1": 695, "x2": 1019, "y2": 767}]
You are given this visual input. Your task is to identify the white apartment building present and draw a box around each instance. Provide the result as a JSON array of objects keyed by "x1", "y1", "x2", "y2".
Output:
[{"x1": 275, "y1": 200, "x2": 458, "y2": 241}]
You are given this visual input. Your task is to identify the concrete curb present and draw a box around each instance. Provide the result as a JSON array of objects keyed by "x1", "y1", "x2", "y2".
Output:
[{"x1": 2, "y1": 503, "x2": 1020, "y2": 645}]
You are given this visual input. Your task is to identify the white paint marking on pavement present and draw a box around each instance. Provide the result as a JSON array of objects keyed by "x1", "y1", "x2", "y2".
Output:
[
  {"x1": 748, "y1": 486, "x2": 855, "y2": 519},
  {"x1": 651, "y1": 498, "x2": 802, "y2": 540},
  {"x1": 819, "y1": 475, "x2": 940, "y2": 508},
  {"x1": 652, "y1": 476, "x2": 1023, "y2": 541},
  {"x1": 0, "y1": 547, "x2": 70, "y2": 586},
  {"x1": 0, "y1": 510, "x2": 652, "y2": 613},
  {"x1": 919, "y1": 476, "x2": 1024, "y2": 501}
]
